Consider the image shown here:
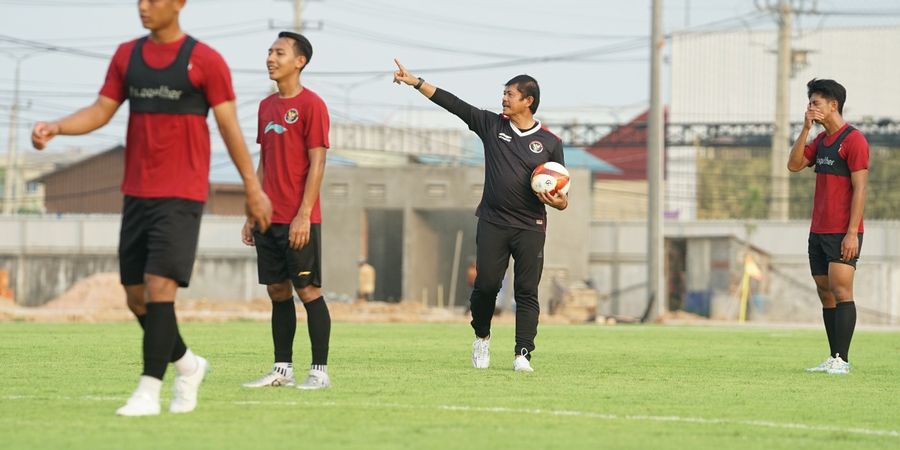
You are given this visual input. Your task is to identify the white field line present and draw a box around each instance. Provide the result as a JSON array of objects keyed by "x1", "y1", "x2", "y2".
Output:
[{"x1": 4, "y1": 395, "x2": 899, "y2": 438}]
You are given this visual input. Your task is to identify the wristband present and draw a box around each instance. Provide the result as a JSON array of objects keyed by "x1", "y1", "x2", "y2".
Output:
[{"x1": 414, "y1": 77, "x2": 424, "y2": 90}]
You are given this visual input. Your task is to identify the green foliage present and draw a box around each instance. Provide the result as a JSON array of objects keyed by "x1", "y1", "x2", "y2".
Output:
[
  {"x1": 1, "y1": 322, "x2": 899, "y2": 449},
  {"x1": 696, "y1": 146, "x2": 900, "y2": 220}
]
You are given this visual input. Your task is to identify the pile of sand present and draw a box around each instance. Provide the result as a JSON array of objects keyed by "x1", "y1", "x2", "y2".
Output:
[{"x1": 0, "y1": 273, "x2": 573, "y2": 324}]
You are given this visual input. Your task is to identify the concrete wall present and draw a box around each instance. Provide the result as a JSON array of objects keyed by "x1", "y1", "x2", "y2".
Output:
[
  {"x1": 1, "y1": 165, "x2": 593, "y2": 310},
  {"x1": 589, "y1": 220, "x2": 900, "y2": 324}
]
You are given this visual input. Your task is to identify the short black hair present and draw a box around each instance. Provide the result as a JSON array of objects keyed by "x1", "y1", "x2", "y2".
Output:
[
  {"x1": 277, "y1": 31, "x2": 313, "y2": 65},
  {"x1": 807, "y1": 78, "x2": 846, "y2": 115},
  {"x1": 505, "y1": 74, "x2": 540, "y2": 114}
]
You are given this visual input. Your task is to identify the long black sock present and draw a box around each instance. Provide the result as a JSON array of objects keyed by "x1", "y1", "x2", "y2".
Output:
[
  {"x1": 142, "y1": 302, "x2": 177, "y2": 380},
  {"x1": 822, "y1": 307, "x2": 837, "y2": 358},
  {"x1": 303, "y1": 297, "x2": 330, "y2": 366},
  {"x1": 271, "y1": 297, "x2": 297, "y2": 363},
  {"x1": 834, "y1": 301, "x2": 857, "y2": 362},
  {"x1": 136, "y1": 313, "x2": 188, "y2": 362}
]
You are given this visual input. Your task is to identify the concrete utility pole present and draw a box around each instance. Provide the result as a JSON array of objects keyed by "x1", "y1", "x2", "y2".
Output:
[
  {"x1": 3, "y1": 57, "x2": 23, "y2": 215},
  {"x1": 769, "y1": 0, "x2": 792, "y2": 220},
  {"x1": 647, "y1": 0, "x2": 666, "y2": 320},
  {"x1": 293, "y1": 0, "x2": 304, "y2": 32}
]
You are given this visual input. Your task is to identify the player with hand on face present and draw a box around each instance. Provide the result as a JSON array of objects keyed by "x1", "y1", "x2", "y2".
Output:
[
  {"x1": 392, "y1": 59, "x2": 566, "y2": 373},
  {"x1": 788, "y1": 78, "x2": 869, "y2": 375},
  {"x1": 241, "y1": 32, "x2": 332, "y2": 390}
]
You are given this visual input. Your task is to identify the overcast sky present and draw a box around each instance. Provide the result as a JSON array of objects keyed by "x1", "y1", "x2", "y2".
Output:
[{"x1": 2, "y1": 0, "x2": 899, "y2": 155}]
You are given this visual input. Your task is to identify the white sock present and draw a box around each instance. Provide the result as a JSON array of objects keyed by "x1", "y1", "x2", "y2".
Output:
[
  {"x1": 310, "y1": 364, "x2": 327, "y2": 374},
  {"x1": 173, "y1": 349, "x2": 199, "y2": 376},
  {"x1": 274, "y1": 362, "x2": 293, "y2": 378},
  {"x1": 136, "y1": 375, "x2": 162, "y2": 399}
]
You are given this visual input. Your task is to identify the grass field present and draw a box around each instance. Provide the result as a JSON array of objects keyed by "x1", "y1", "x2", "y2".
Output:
[{"x1": 2, "y1": 321, "x2": 899, "y2": 449}]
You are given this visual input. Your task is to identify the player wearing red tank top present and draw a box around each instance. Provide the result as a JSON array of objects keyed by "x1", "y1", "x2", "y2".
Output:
[
  {"x1": 787, "y1": 78, "x2": 869, "y2": 375},
  {"x1": 30, "y1": 0, "x2": 272, "y2": 416},
  {"x1": 240, "y1": 32, "x2": 332, "y2": 390}
]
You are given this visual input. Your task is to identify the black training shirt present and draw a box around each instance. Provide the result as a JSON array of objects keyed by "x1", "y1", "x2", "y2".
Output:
[{"x1": 430, "y1": 88, "x2": 565, "y2": 232}]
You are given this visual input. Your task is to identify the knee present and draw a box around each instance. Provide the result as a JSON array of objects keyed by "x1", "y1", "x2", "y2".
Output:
[
  {"x1": 830, "y1": 286, "x2": 852, "y2": 301},
  {"x1": 473, "y1": 276, "x2": 502, "y2": 294},
  {"x1": 267, "y1": 283, "x2": 294, "y2": 300},
  {"x1": 297, "y1": 285, "x2": 322, "y2": 303}
]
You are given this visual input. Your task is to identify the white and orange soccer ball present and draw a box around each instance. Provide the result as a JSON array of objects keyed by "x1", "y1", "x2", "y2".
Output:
[{"x1": 530, "y1": 162, "x2": 570, "y2": 196}]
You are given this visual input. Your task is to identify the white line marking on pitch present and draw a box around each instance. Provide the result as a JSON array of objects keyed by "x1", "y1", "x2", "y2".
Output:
[
  {"x1": 233, "y1": 400, "x2": 900, "y2": 438},
  {"x1": 5, "y1": 395, "x2": 898, "y2": 438}
]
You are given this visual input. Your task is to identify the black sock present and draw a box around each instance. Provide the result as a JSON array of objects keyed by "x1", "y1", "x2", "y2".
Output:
[
  {"x1": 822, "y1": 307, "x2": 837, "y2": 358},
  {"x1": 834, "y1": 301, "x2": 857, "y2": 362},
  {"x1": 142, "y1": 302, "x2": 177, "y2": 380},
  {"x1": 136, "y1": 313, "x2": 188, "y2": 362},
  {"x1": 303, "y1": 296, "x2": 330, "y2": 366},
  {"x1": 271, "y1": 297, "x2": 297, "y2": 363}
]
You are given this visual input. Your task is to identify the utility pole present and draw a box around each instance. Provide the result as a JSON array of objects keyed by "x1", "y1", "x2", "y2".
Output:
[
  {"x1": 3, "y1": 57, "x2": 23, "y2": 215},
  {"x1": 647, "y1": 0, "x2": 666, "y2": 320},
  {"x1": 293, "y1": 0, "x2": 303, "y2": 32},
  {"x1": 769, "y1": 0, "x2": 792, "y2": 220}
]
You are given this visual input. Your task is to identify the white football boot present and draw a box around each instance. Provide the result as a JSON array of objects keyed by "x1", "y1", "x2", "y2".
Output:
[
  {"x1": 472, "y1": 336, "x2": 491, "y2": 369},
  {"x1": 513, "y1": 350, "x2": 534, "y2": 373},
  {"x1": 805, "y1": 356, "x2": 835, "y2": 373},
  {"x1": 826, "y1": 355, "x2": 851, "y2": 375},
  {"x1": 243, "y1": 368, "x2": 296, "y2": 388},
  {"x1": 116, "y1": 376, "x2": 162, "y2": 417},
  {"x1": 169, "y1": 355, "x2": 209, "y2": 413},
  {"x1": 296, "y1": 369, "x2": 331, "y2": 390}
]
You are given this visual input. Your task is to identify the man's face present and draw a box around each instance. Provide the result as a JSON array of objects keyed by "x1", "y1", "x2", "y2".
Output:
[
  {"x1": 502, "y1": 84, "x2": 533, "y2": 116},
  {"x1": 807, "y1": 93, "x2": 838, "y2": 124},
  {"x1": 138, "y1": 0, "x2": 183, "y2": 31},
  {"x1": 266, "y1": 37, "x2": 306, "y2": 82}
]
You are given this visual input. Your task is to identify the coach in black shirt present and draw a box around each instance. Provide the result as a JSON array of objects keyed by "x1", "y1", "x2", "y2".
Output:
[{"x1": 393, "y1": 59, "x2": 567, "y2": 373}]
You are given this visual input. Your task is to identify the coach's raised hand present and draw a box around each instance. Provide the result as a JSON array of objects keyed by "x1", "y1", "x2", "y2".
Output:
[{"x1": 392, "y1": 59, "x2": 417, "y2": 86}]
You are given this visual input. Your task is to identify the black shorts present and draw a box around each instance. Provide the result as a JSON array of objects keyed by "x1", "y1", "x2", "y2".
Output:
[
  {"x1": 253, "y1": 223, "x2": 322, "y2": 288},
  {"x1": 119, "y1": 196, "x2": 204, "y2": 288},
  {"x1": 808, "y1": 232, "x2": 863, "y2": 276}
]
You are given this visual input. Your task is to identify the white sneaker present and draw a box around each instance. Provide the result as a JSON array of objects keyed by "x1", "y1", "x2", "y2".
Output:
[
  {"x1": 472, "y1": 336, "x2": 491, "y2": 369},
  {"x1": 826, "y1": 355, "x2": 851, "y2": 375},
  {"x1": 513, "y1": 353, "x2": 534, "y2": 373},
  {"x1": 116, "y1": 391, "x2": 160, "y2": 417},
  {"x1": 243, "y1": 370, "x2": 295, "y2": 388},
  {"x1": 805, "y1": 356, "x2": 835, "y2": 373},
  {"x1": 296, "y1": 369, "x2": 331, "y2": 390},
  {"x1": 170, "y1": 356, "x2": 209, "y2": 413}
]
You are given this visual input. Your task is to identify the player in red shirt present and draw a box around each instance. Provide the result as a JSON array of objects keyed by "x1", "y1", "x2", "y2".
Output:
[
  {"x1": 31, "y1": 0, "x2": 272, "y2": 416},
  {"x1": 241, "y1": 32, "x2": 332, "y2": 389},
  {"x1": 788, "y1": 78, "x2": 869, "y2": 375}
]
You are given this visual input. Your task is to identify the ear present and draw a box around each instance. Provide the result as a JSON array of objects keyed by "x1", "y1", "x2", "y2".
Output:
[
  {"x1": 296, "y1": 54, "x2": 308, "y2": 70},
  {"x1": 524, "y1": 95, "x2": 534, "y2": 108}
]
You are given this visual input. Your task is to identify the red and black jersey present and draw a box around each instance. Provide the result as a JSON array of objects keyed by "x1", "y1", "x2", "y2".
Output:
[
  {"x1": 100, "y1": 34, "x2": 236, "y2": 202},
  {"x1": 256, "y1": 89, "x2": 330, "y2": 225},
  {"x1": 803, "y1": 123, "x2": 869, "y2": 234},
  {"x1": 430, "y1": 88, "x2": 565, "y2": 232}
]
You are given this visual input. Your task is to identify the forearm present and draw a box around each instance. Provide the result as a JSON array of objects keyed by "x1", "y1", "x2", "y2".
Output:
[
  {"x1": 847, "y1": 184, "x2": 866, "y2": 234},
  {"x1": 55, "y1": 98, "x2": 118, "y2": 135},
  {"x1": 429, "y1": 88, "x2": 478, "y2": 125},
  {"x1": 221, "y1": 126, "x2": 263, "y2": 194},
  {"x1": 787, "y1": 127, "x2": 811, "y2": 172},
  {"x1": 295, "y1": 151, "x2": 326, "y2": 220}
]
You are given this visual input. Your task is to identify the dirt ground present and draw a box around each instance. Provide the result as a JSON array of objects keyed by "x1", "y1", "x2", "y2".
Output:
[{"x1": 0, "y1": 273, "x2": 580, "y2": 325}]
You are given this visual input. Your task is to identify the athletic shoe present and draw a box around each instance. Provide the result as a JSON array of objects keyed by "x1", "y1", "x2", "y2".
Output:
[
  {"x1": 805, "y1": 356, "x2": 835, "y2": 373},
  {"x1": 513, "y1": 353, "x2": 534, "y2": 373},
  {"x1": 169, "y1": 355, "x2": 209, "y2": 413},
  {"x1": 242, "y1": 370, "x2": 296, "y2": 388},
  {"x1": 116, "y1": 391, "x2": 160, "y2": 417},
  {"x1": 296, "y1": 369, "x2": 331, "y2": 390},
  {"x1": 826, "y1": 356, "x2": 851, "y2": 375},
  {"x1": 472, "y1": 336, "x2": 491, "y2": 369}
]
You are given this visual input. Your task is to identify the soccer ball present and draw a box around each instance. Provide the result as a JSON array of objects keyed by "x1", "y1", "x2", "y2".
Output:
[{"x1": 530, "y1": 162, "x2": 570, "y2": 196}]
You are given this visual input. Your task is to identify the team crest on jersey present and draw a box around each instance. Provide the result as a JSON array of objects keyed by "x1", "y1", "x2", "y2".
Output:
[
  {"x1": 528, "y1": 140, "x2": 544, "y2": 153},
  {"x1": 284, "y1": 108, "x2": 299, "y2": 124}
]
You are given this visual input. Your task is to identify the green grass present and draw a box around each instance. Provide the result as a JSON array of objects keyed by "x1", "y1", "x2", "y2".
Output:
[{"x1": 1, "y1": 322, "x2": 899, "y2": 449}]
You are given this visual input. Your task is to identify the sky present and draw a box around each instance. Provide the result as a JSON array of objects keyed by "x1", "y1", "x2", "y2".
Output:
[{"x1": 1, "y1": 0, "x2": 899, "y2": 156}]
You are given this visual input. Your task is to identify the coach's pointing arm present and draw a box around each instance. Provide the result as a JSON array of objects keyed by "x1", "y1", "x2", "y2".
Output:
[{"x1": 393, "y1": 59, "x2": 490, "y2": 136}]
